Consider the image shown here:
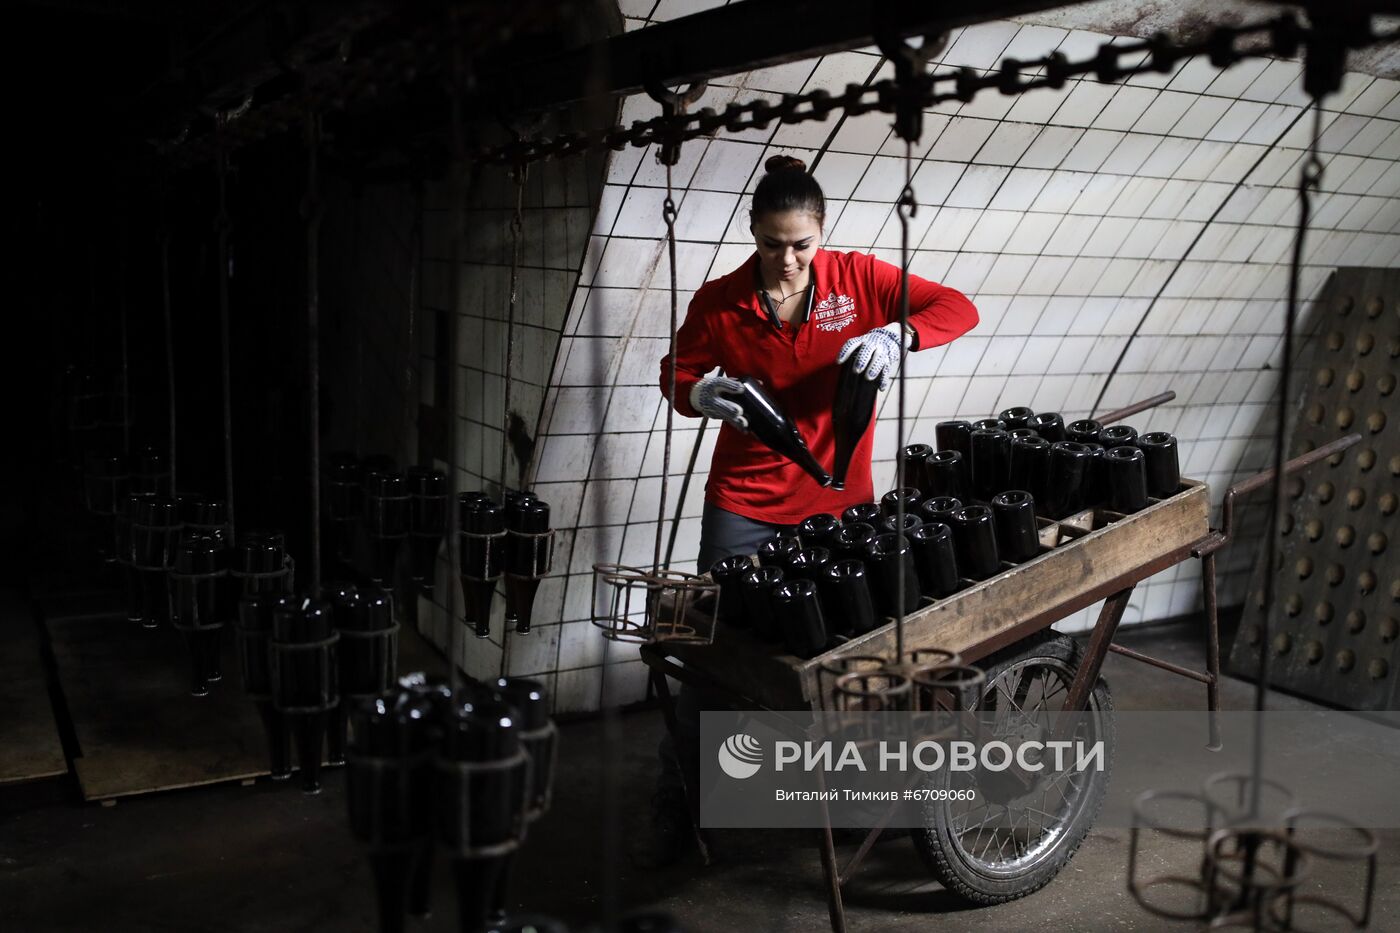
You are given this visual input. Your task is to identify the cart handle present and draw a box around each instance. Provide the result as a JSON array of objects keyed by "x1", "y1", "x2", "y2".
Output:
[
  {"x1": 1203, "y1": 432, "x2": 1363, "y2": 553},
  {"x1": 1098, "y1": 391, "x2": 1175, "y2": 425}
]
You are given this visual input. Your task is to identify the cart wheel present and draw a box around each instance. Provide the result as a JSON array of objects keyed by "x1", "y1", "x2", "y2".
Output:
[{"x1": 911, "y1": 630, "x2": 1114, "y2": 905}]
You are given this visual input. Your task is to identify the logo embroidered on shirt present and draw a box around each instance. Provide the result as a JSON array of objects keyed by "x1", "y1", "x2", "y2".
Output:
[{"x1": 812, "y1": 292, "x2": 857, "y2": 333}]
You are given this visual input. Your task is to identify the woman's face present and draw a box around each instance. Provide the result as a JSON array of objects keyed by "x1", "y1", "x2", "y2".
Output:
[{"x1": 751, "y1": 210, "x2": 823, "y2": 286}]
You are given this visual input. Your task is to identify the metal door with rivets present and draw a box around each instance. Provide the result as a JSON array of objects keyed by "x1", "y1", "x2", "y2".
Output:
[{"x1": 1229, "y1": 267, "x2": 1400, "y2": 710}]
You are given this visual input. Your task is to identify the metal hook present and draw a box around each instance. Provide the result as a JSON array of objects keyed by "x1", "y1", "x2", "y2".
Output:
[
  {"x1": 645, "y1": 81, "x2": 706, "y2": 167},
  {"x1": 875, "y1": 29, "x2": 947, "y2": 143}
]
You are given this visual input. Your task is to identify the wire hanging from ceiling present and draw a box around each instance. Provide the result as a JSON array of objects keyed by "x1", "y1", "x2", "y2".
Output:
[
  {"x1": 303, "y1": 109, "x2": 325, "y2": 592},
  {"x1": 501, "y1": 163, "x2": 527, "y2": 496},
  {"x1": 215, "y1": 126, "x2": 237, "y2": 542}
]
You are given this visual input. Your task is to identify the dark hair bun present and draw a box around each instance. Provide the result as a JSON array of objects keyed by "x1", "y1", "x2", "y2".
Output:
[{"x1": 764, "y1": 154, "x2": 807, "y2": 174}]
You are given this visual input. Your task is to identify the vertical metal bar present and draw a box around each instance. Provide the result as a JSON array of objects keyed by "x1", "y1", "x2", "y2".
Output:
[
  {"x1": 304, "y1": 112, "x2": 324, "y2": 593},
  {"x1": 444, "y1": 10, "x2": 468, "y2": 696},
  {"x1": 892, "y1": 140, "x2": 915, "y2": 663},
  {"x1": 1062, "y1": 588, "x2": 1134, "y2": 715},
  {"x1": 1201, "y1": 552, "x2": 1222, "y2": 751},
  {"x1": 216, "y1": 144, "x2": 237, "y2": 541},
  {"x1": 501, "y1": 167, "x2": 526, "y2": 495},
  {"x1": 647, "y1": 665, "x2": 710, "y2": 863},
  {"x1": 815, "y1": 767, "x2": 847, "y2": 933},
  {"x1": 119, "y1": 236, "x2": 130, "y2": 457},
  {"x1": 1255, "y1": 100, "x2": 1323, "y2": 816},
  {"x1": 664, "y1": 414, "x2": 706, "y2": 568},
  {"x1": 655, "y1": 164, "x2": 679, "y2": 575},
  {"x1": 161, "y1": 229, "x2": 178, "y2": 492},
  {"x1": 404, "y1": 183, "x2": 423, "y2": 466},
  {"x1": 352, "y1": 190, "x2": 364, "y2": 461}
]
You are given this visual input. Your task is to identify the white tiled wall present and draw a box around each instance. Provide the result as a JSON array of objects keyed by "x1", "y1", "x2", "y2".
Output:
[
  {"x1": 346, "y1": 10, "x2": 1399, "y2": 713},
  {"x1": 412, "y1": 151, "x2": 625, "y2": 715},
  {"x1": 524, "y1": 10, "x2": 1400, "y2": 689}
]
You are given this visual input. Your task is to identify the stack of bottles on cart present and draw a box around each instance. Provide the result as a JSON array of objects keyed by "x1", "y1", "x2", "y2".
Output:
[{"x1": 710, "y1": 406, "x2": 1182, "y2": 660}]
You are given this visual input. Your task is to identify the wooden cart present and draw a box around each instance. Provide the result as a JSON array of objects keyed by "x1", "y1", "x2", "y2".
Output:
[{"x1": 639, "y1": 433, "x2": 1359, "y2": 932}]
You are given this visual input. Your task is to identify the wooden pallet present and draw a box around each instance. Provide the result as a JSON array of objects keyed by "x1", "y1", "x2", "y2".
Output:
[
  {"x1": 0, "y1": 590, "x2": 68, "y2": 785},
  {"x1": 46, "y1": 612, "x2": 271, "y2": 801},
  {"x1": 666, "y1": 480, "x2": 1211, "y2": 710},
  {"x1": 45, "y1": 598, "x2": 453, "y2": 802}
]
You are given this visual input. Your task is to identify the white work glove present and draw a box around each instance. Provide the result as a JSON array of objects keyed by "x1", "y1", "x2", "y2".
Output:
[
  {"x1": 835, "y1": 322, "x2": 911, "y2": 391},
  {"x1": 689, "y1": 376, "x2": 748, "y2": 431}
]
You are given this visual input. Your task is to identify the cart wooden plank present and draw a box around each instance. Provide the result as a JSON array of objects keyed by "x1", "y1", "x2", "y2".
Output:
[{"x1": 664, "y1": 481, "x2": 1211, "y2": 710}]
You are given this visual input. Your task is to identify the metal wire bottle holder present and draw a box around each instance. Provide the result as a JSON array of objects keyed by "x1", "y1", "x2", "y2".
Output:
[
  {"x1": 815, "y1": 655, "x2": 885, "y2": 711},
  {"x1": 590, "y1": 563, "x2": 718, "y2": 645},
  {"x1": 337, "y1": 621, "x2": 401, "y2": 701},
  {"x1": 505, "y1": 527, "x2": 556, "y2": 581},
  {"x1": 829, "y1": 669, "x2": 919, "y2": 746},
  {"x1": 1203, "y1": 826, "x2": 1311, "y2": 930},
  {"x1": 1268, "y1": 808, "x2": 1378, "y2": 932},
  {"x1": 365, "y1": 490, "x2": 411, "y2": 532},
  {"x1": 1202, "y1": 772, "x2": 1298, "y2": 829},
  {"x1": 345, "y1": 746, "x2": 434, "y2": 844},
  {"x1": 434, "y1": 747, "x2": 533, "y2": 858},
  {"x1": 234, "y1": 623, "x2": 274, "y2": 702},
  {"x1": 458, "y1": 527, "x2": 506, "y2": 581},
  {"x1": 365, "y1": 489, "x2": 411, "y2": 572},
  {"x1": 1135, "y1": 771, "x2": 1298, "y2": 923},
  {"x1": 519, "y1": 719, "x2": 560, "y2": 824},
  {"x1": 1128, "y1": 771, "x2": 1376, "y2": 930},
  {"x1": 268, "y1": 631, "x2": 341, "y2": 716},
  {"x1": 130, "y1": 516, "x2": 180, "y2": 574},
  {"x1": 83, "y1": 457, "x2": 128, "y2": 518},
  {"x1": 183, "y1": 516, "x2": 232, "y2": 547},
  {"x1": 167, "y1": 566, "x2": 230, "y2": 636},
  {"x1": 228, "y1": 558, "x2": 295, "y2": 595},
  {"x1": 906, "y1": 662, "x2": 985, "y2": 713},
  {"x1": 1128, "y1": 787, "x2": 1225, "y2": 922}
]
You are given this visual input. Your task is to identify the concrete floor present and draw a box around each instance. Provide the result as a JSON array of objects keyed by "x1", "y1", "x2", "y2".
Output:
[{"x1": 2, "y1": 618, "x2": 1397, "y2": 933}]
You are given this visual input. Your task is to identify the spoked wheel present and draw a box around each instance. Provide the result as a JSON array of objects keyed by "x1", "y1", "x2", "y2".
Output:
[{"x1": 912, "y1": 630, "x2": 1114, "y2": 904}]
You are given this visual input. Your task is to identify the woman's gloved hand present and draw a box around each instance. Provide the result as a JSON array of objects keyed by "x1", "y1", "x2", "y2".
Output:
[
  {"x1": 835, "y1": 322, "x2": 912, "y2": 391},
  {"x1": 689, "y1": 376, "x2": 749, "y2": 430}
]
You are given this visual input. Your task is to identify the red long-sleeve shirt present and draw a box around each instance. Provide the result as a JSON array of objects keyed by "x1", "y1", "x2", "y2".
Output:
[{"x1": 660, "y1": 248, "x2": 978, "y2": 525}]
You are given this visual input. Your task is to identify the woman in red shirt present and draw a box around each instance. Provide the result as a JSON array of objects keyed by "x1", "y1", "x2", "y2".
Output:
[
  {"x1": 636, "y1": 156, "x2": 977, "y2": 868},
  {"x1": 661, "y1": 154, "x2": 979, "y2": 572}
]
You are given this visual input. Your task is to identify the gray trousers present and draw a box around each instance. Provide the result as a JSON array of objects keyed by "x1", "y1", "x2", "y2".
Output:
[{"x1": 658, "y1": 502, "x2": 786, "y2": 799}]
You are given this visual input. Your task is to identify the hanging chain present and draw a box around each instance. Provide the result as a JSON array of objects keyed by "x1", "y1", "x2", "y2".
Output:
[
  {"x1": 470, "y1": 15, "x2": 1327, "y2": 166},
  {"x1": 655, "y1": 173, "x2": 681, "y2": 576},
  {"x1": 157, "y1": 12, "x2": 1400, "y2": 168},
  {"x1": 302, "y1": 109, "x2": 325, "y2": 592},
  {"x1": 879, "y1": 24, "x2": 937, "y2": 666},
  {"x1": 501, "y1": 163, "x2": 527, "y2": 496},
  {"x1": 645, "y1": 82, "x2": 703, "y2": 575},
  {"x1": 1254, "y1": 100, "x2": 1324, "y2": 817},
  {"x1": 893, "y1": 141, "x2": 918, "y2": 663}
]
